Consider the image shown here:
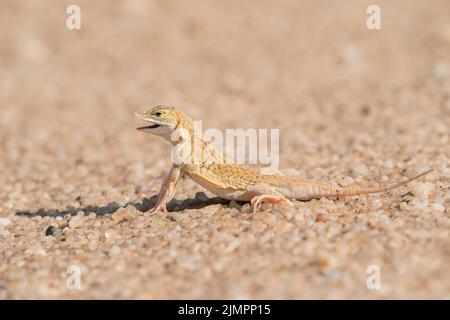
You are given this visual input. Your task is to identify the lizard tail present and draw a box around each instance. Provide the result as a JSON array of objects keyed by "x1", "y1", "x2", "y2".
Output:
[{"x1": 324, "y1": 169, "x2": 433, "y2": 198}]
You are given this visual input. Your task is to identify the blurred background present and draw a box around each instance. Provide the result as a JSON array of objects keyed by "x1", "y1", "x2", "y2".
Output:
[{"x1": 0, "y1": 0, "x2": 449, "y2": 299}]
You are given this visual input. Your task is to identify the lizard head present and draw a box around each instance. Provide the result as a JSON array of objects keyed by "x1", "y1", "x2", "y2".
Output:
[{"x1": 135, "y1": 105, "x2": 190, "y2": 142}]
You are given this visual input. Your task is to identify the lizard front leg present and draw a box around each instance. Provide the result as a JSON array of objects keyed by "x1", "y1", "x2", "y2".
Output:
[{"x1": 150, "y1": 165, "x2": 182, "y2": 213}]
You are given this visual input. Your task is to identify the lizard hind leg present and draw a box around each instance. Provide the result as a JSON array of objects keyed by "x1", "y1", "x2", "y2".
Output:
[{"x1": 250, "y1": 194, "x2": 293, "y2": 214}]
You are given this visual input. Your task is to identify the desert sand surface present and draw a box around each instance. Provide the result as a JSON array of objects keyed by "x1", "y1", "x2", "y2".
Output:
[{"x1": 0, "y1": 0, "x2": 449, "y2": 299}]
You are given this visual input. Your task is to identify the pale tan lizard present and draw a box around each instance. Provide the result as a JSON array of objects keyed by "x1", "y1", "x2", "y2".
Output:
[{"x1": 135, "y1": 106, "x2": 432, "y2": 214}]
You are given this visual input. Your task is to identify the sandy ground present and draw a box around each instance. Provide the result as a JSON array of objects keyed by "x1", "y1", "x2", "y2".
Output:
[{"x1": 0, "y1": 0, "x2": 449, "y2": 299}]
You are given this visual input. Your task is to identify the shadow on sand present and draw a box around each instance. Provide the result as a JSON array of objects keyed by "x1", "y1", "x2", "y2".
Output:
[{"x1": 15, "y1": 192, "x2": 230, "y2": 217}]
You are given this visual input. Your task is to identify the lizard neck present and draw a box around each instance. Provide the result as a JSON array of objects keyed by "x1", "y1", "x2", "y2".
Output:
[
  {"x1": 168, "y1": 110, "x2": 228, "y2": 166},
  {"x1": 171, "y1": 128, "x2": 226, "y2": 166},
  {"x1": 172, "y1": 134, "x2": 226, "y2": 166}
]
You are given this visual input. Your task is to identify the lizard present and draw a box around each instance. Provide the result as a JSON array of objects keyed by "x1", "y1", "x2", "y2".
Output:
[{"x1": 135, "y1": 105, "x2": 432, "y2": 214}]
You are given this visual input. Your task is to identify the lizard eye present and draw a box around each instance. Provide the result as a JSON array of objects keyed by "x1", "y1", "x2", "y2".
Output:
[{"x1": 155, "y1": 112, "x2": 162, "y2": 117}]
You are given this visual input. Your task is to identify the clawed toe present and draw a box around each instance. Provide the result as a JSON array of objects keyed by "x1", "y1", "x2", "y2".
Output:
[
  {"x1": 250, "y1": 195, "x2": 291, "y2": 214},
  {"x1": 149, "y1": 204, "x2": 167, "y2": 214}
]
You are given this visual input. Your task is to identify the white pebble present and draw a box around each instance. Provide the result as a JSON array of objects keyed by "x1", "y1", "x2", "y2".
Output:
[
  {"x1": 412, "y1": 162, "x2": 432, "y2": 174},
  {"x1": 25, "y1": 245, "x2": 47, "y2": 256},
  {"x1": 410, "y1": 182, "x2": 435, "y2": 199},
  {"x1": 385, "y1": 159, "x2": 395, "y2": 169},
  {"x1": 110, "y1": 245, "x2": 121, "y2": 256},
  {"x1": 338, "y1": 176, "x2": 353, "y2": 187},
  {"x1": 351, "y1": 163, "x2": 369, "y2": 176},
  {"x1": 369, "y1": 199, "x2": 383, "y2": 210},
  {"x1": 431, "y1": 203, "x2": 445, "y2": 213},
  {"x1": 379, "y1": 214, "x2": 390, "y2": 224},
  {"x1": 104, "y1": 228, "x2": 120, "y2": 240},
  {"x1": 412, "y1": 198, "x2": 429, "y2": 210},
  {"x1": 0, "y1": 217, "x2": 12, "y2": 228},
  {"x1": 68, "y1": 215, "x2": 85, "y2": 229}
]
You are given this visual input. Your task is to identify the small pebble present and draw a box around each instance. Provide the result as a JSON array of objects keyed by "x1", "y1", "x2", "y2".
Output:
[
  {"x1": 411, "y1": 162, "x2": 432, "y2": 175},
  {"x1": 313, "y1": 207, "x2": 328, "y2": 215},
  {"x1": 351, "y1": 163, "x2": 369, "y2": 176},
  {"x1": 220, "y1": 216, "x2": 240, "y2": 228},
  {"x1": 0, "y1": 218, "x2": 12, "y2": 228},
  {"x1": 166, "y1": 211, "x2": 184, "y2": 222},
  {"x1": 25, "y1": 245, "x2": 47, "y2": 256},
  {"x1": 410, "y1": 182, "x2": 435, "y2": 199},
  {"x1": 228, "y1": 201, "x2": 241, "y2": 210},
  {"x1": 431, "y1": 203, "x2": 445, "y2": 213},
  {"x1": 183, "y1": 219, "x2": 199, "y2": 229},
  {"x1": 109, "y1": 245, "x2": 121, "y2": 256},
  {"x1": 314, "y1": 252, "x2": 337, "y2": 269},
  {"x1": 412, "y1": 198, "x2": 429, "y2": 210},
  {"x1": 338, "y1": 176, "x2": 353, "y2": 187},
  {"x1": 370, "y1": 199, "x2": 383, "y2": 210},
  {"x1": 195, "y1": 192, "x2": 209, "y2": 202},
  {"x1": 104, "y1": 228, "x2": 120, "y2": 239},
  {"x1": 68, "y1": 215, "x2": 85, "y2": 229},
  {"x1": 150, "y1": 217, "x2": 166, "y2": 229},
  {"x1": 315, "y1": 213, "x2": 326, "y2": 222},
  {"x1": 112, "y1": 206, "x2": 137, "y2": 223},
  {"x1": 45, "y1": 225, "x2": 57, "y2": 236}
]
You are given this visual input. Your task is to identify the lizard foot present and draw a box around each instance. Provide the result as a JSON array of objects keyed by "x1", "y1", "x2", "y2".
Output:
[
  {"x1": 250, "y1": 194, "x2": 292, "y2": 214},
  {"x1": 149, "y1": 203, "x2": 167, "y2": 214}
]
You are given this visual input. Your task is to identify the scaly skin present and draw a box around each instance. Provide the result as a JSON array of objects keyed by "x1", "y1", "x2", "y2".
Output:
[{"x1": 135, "y1": 106, "x2": 432, "y2": 213}]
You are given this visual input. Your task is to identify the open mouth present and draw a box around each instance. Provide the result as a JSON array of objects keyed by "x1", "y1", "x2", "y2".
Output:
[{"x1": 137, "y1": 124, "x2": 160, "y2": 130}]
